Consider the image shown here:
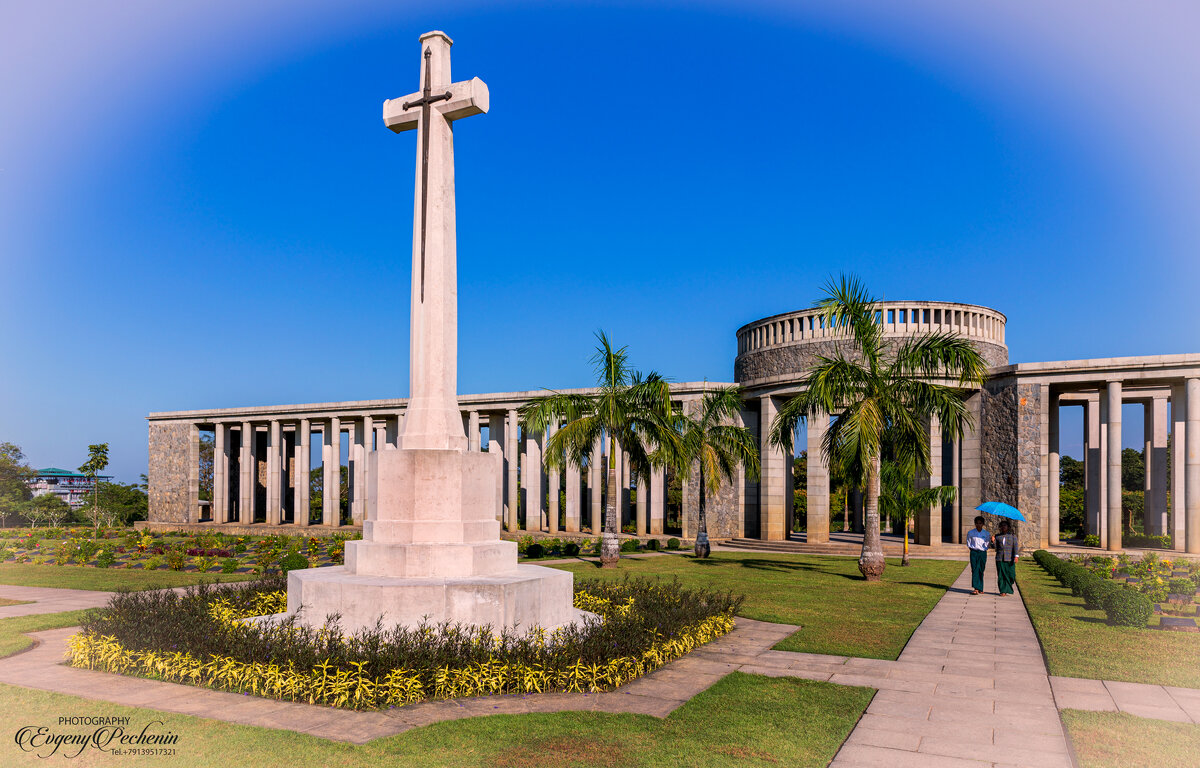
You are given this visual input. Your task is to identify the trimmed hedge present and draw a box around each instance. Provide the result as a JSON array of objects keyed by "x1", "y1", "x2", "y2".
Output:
[{"x1": 1033, "y1": 550, "x2": 1153, "y2": 628}]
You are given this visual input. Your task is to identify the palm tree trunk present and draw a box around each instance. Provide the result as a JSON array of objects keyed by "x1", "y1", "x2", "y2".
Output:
[
  {"x1": 695, "y1": 468, "x2": 711, "y2": 558},
  {"x1": 859, "y1": 454, "x2": 886, "y2": 580},
  {"x1": 843, "y1": 493, "x2": 849, "y2": 532},
  {"x1": 600, "y1": 436, "x2": 620, "y2": 567},
  {"x1": 902, "y1": 521, "x2": 911, "y2": 566}
]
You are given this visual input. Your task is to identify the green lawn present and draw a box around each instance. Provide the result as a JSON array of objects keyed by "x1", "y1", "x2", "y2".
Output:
[
  {"x1": 0, "y1": 564, "x2": 253, "y2": 591},
  {"x1": 1019, "y1": 560, "x2": 1200, "y2": 687},
  {"x1": 0, "y1": 670, "x2": 872, "y2": 767},
  {"x1": 0, "y1": 609, "x2": 97, "y2": 658},
  {"x1": 1062, "y1": 710, "x2": 1200, "y2": 768},
  {"x1": 552, "y1": 552, "x2": 965, "y2": 658}
]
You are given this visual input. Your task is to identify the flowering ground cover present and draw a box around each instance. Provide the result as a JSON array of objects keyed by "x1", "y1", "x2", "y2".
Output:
[{"x1": 68, "y1": 575, "x2": 742, "y2": 710}]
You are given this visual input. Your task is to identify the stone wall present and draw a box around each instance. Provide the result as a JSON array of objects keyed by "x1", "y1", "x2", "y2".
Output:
[
  {"x1": 735, "y1": 338, "x2": 1009, "y2": 386},
  {"x1": 980, "y1": 377, "x2": 1043, "y2": 550},
  {"x1": 148, "y1": 422, "x2": 192, "y2": 524}
]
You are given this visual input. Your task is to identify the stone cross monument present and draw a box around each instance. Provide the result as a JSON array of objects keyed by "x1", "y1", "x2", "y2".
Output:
[{"x1": 284, "y1": 31, "x2": 585, "y2": 634}]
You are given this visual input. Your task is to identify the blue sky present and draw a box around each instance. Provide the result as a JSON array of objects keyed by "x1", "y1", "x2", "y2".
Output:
[{"x1": 2, "y1": 1, "x2": 1198, "y2": 482}]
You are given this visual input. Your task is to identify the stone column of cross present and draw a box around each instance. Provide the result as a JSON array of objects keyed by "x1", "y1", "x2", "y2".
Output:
[{"x1": 383, "y1": 31, "x2": 489, "y2": 452}]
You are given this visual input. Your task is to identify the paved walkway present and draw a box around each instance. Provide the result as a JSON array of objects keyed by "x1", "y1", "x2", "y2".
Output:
[{"x1": 0, "y1": 585, "x2": 115, "y2": 618}]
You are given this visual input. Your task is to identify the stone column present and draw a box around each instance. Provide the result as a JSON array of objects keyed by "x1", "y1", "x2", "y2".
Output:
[
  {"x1": 238, "y1": 422, "x2": 253, "y2": 524},
  {"x1": 1106, "y1": 382, "x2": 1123, "y2": 551},
  {"x1": 806, "y1": 409, "x2": 830, "y2": 544},
  {"x1": 468, "y1": 410, "x2": 480, "y2": 451},
  {"x1": 488, "y1": 412, "x2": 506, "y2": 523},
  {"x1": 352, "y1": 418, "x2": 369, "y2": 525},
  {"x1": 546, "y1": 423, "x2": 560, "y2": 533},
  {"x1": 589, "y1": 435, "x2": 603, "y2": 535},
  {"x1": 267, "y1": 420, "x2": 282, "y2": 525},
  {"x1": 1187, "y1": 378, "x2": 1200, "y2": 554},
  {"x1": 1085, "y1": 395, "x2": 1105, "y2": 545},
  {"x1": 1148, "y1": 398, "x2": 1169, "y2": 537},
  {"x1": 213, "y1": 423, "x2": 228, "y2": 523},
  {"x1": 296, "y1": 419, "x2": 311, "y2": 527},
  {"x1": 524, "y1": 428, "x2": 543, "y2": 532},
  {"x1": 759, "y1": 395, "x2": 787, "y2": 541},
  {"x1": 959, "y1": 391, "x2": 982, "y2": 543},
  {"x1": 506, "y1": 409, "x2": 519, "y2": 531},
  {"x1": 650, "y1": 465, "x2": 665, "y2": 534},
  {"x1": 187, "y1": 423, "x2": 201, "y2": 524},
  {"x1": 916, "y1": 414, "x2": 942, "y2": 546},
  {"x1": 565, "y1": 456, "x2": 581, "y2": 533},
  {"x1": 616, "y1": 441, "x2": 629, "y2": 527},
  {"x1": 948, "y1": 438, "x2": 960, "y2": 543},
  {"x1": 1048, "y1": 395, "x2": 1060, "y2": 546},
  {"x1": 323, "y1": 417, "x2": 341, "y2": 526},
  {"x1": 635, "y1": 470, "x2": 647, "y2": 536},
  {"x1": 1172, "y1": 383, "x2": 1187, "y2": 551}
]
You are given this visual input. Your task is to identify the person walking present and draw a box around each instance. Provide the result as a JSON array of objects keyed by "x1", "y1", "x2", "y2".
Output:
[
  {"x1": 966, "y1": 516, "x2": 992, "y2": 595},
  {"x1": 995, "y1": 520, "x2": 1019, "y2": 596}
]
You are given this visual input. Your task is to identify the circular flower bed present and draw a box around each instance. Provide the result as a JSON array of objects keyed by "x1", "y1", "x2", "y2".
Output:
[{"x1": 67, "y1": 575, "x2": 742, "y2": 710}]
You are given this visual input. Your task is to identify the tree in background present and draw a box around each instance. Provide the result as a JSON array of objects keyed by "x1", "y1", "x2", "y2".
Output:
[
  {"x1": 26, "y1": 493, "x2": 72, "y2": 527},
  {"x1": 769, "y1": 275, "x2": 988, "y2": 581},
  {"x1": 78, "y1": 443, "x2": 110, "y2": 534},
  {"x1": 1059, "y1": 455, "x2": 1085, "y2": 538},
  {"x1": 521, "y1": 332, "x2": 679, "y2": 567},
  {"x1": 0, "y1": 442, "x2": 34, "y2": 520},
  {"x1": 308, "y1": 465, "x2": 350, "y2": 524},
  {"x1": 198, "y1": 433, "x2": 214, "y2": 501},
  {"x1": 95, "y1": 481, "x2": 149, "y2": 526},
  {"x1": 879, "y1": 458, "x2": 957, "y2": 566},
  {"x1": 674, "y1": 386, "x2": 759, "y2": 557}
]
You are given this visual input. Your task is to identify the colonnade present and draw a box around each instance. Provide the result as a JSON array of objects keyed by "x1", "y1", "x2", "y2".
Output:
[
  {"x1": 195, "y1": 408, "x2": 674, "y2": 535},
  {"x1": 1046, "y1": 378, "x2": 1200, "y2": 553}
]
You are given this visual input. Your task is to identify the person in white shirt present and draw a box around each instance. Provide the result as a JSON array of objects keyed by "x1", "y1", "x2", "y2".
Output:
[{"x1": 966, "y1": 516, "x2": 993, "y2": 595}]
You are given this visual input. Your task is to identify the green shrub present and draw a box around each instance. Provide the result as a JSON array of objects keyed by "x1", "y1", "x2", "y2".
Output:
[
  {"x1": 164, "y1": 546, "x2": 187, "y2": 572},
  {"x1": 620, "y1": 539, "x2": 640, "y2": 553},
  {"x1": 1103, "y1": 588, "x2": 1153, "y2": 627},
  {"x1": 666, "y1": 538, "x2": 681, "y2": 550},
  {"x1": 278, "y1": 551, "x2": 308, "y2": 574},
  {"x1": 95, "y1": 547, "x2": 117, "y2": 569},
  {"x1": 142, "y1": 555, "x2": 162, "y2": 571},
  {"x1": 1082, "y1": 578, "x2": 1120, "y2": 611},
  {"x1": 193, "y1": 556, "x2": 218, "y2": 573},
  {"x1": 1167, "y1": 578, "x2": 1197, "y2": 596},
  {"x1": 524, "y1": 543, "x2": 545, "y2": 559},
  {"x1": 1064, "y1": 567, "x2": 1091, "y2": 597},
  {"x1": 0, "y1": 547, "x2": 11, "y2": 562},
  {"x1": 563, "y1": 541, "x2": 581, "y2": 556},
  {"x1": 645, "y1": 539, "x2": 660, "y2": 551},
  {"x1": 220, "y1": 557, "x2": 240, "y2": 574},
  {"x1": 1082, "y1": 534, "x2": 1100, "y2": 548}
]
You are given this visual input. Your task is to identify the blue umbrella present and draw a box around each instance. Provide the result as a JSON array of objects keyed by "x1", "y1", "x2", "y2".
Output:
[{"x1": 976, "y1": 502, "x2": 1026, "y2": 521}]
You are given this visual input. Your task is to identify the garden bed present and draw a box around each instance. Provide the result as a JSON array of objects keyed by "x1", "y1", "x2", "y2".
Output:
[{"x1": 66, "y1": 575, "x2": 742, "y2": 710}]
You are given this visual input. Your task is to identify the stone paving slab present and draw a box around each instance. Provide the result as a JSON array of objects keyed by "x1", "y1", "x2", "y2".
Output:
[
  {"x1": 0, "y1": 585, "x2": 116, "y2": 618},
  {"x1": 1050, "y1": 676, "x2": 1200, "y2": 724}
]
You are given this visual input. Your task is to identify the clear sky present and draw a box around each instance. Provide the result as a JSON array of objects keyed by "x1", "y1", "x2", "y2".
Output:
[{"x1": 2, "y1": 0, "x2": 1198, "y2": 482}]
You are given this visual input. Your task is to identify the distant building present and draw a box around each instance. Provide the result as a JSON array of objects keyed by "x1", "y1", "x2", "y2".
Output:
[{"x1": 27, "y1": 468, "x2": 112, "y2": 509}]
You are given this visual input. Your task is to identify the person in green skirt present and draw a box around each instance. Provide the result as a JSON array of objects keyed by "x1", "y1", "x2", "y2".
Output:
[
  {"x1": 966, "y1": 516, "x2": 992, "y2": 595},
  {"x1": 994, "y1": 520, "x2": 1019, "y2": 596}
]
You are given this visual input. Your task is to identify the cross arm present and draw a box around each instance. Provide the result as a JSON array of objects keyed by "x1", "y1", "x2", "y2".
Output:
[{"x1": 382, "y1": 77, "x2": 490, "y2": 133}]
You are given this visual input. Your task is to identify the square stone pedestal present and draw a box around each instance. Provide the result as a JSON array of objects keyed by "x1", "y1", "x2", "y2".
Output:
[
  {"x1": 276, "y1": 447, "x2": 589, "y2": 634},
  {"x1": 286, "y1": 562, "x2": 588, "y2": 634}
]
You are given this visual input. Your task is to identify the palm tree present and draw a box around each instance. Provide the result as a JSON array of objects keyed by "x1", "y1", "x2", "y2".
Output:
[
  {"x1": 676, "y1": 386, "x2": 760, "y2": 558},
  {"x1": 880, "y1": 458, "x2": 957, "y2": 566},
  {"x1": 520, "y1": 332, "x2": 679, "y2": 567},
  {"x1": 768, "y1": 275, "x2": 988, "y2": 581}
]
